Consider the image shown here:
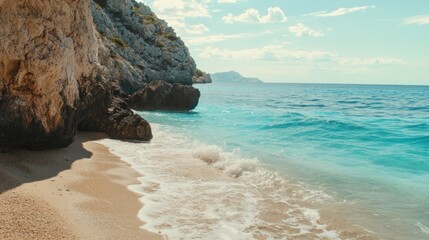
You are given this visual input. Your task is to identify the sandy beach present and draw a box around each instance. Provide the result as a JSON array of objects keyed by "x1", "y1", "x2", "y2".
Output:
[{"x1": 0, "y1": 132, "x2": 162, "y2": 240}]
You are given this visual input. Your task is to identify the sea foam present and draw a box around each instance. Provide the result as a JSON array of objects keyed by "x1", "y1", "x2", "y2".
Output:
[
  {"x1": 98, "y1": 124, "x2": 342, "y2": 240},
  {"x1": 192, "y1": 145, "x2": 258, "y2": 178}
]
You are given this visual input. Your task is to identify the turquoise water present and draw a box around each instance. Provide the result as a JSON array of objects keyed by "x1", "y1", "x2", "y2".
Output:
[{"x1": 138, "y1": 83, "x2": 429, "y2": 239}]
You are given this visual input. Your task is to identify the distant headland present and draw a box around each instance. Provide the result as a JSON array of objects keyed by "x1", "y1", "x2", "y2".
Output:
[{"x1": 211, "y1": 71, "x2": 263, "y2": 83}]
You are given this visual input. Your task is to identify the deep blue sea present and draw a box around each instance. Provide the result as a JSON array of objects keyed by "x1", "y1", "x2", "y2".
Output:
[{"x1": 103, "y1": 83, "x2": 429, "y2": 239}]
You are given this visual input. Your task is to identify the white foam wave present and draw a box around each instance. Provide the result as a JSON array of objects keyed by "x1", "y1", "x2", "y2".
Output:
[
  {"x1": 98, "y1": 123, "x2": 340, "y2": 240},
  {"x1": 417, "y1": 222, "x2": 429, "y2": 235},
  {"x1": 192, "y1": 145, "x2": 258, "y2": 178},
  {"x1": 192, "y1": 145, "x2": 223, "y2": 164}
]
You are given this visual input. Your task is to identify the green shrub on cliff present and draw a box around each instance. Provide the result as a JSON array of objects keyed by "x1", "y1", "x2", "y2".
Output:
[
  {"x1": 155, "y1": 40, "x2": 165, "y2": 48},
  {"x1": 132, "y1": 6, "x2": 145, "y2": 18},
  {"x1": 94, "y1": 2, "x2": 102, "y2": 10},
  {"x1": 159, "y1": 32, "x2": 178, "y2": 41},
  {"x1": 195, "y1": 69, "x2": 203, "y2": 77},
  {"x1": 110, "y1": 35, "x2": 128, "y2": 48},
  {"x1": 142, "y1": 14, "x2": 158, "y2": 25}
]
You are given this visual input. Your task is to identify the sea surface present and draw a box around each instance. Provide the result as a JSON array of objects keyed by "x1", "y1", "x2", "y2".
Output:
[{"x1": 100, "y1": 83, "x2": 429, "y2": 240}]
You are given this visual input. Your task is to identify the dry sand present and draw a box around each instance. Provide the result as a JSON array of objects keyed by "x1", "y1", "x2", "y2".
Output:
[{"x1": 0, "y1": 132, "x2": 163, "y2": 240}]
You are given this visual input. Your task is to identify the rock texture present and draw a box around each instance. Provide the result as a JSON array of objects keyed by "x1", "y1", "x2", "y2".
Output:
[
  {"x1": 91, "y1": 0, "x2": 196, "y2": 94},
  {"x1": 0, "y1": 0, "x2": 97, "y2": 149},
  {"x1": 128, "y1": 80, "x2": 200, "y2": 111},
  {"x1": 0, "y1": 0, "x2": 201, "y2": 150},
  {"x1": 193, "y1": 70, "x2": 212, "y2": 84},
  {"x1": 78, "y1": 86, "x2": 153, "y2": 141}
]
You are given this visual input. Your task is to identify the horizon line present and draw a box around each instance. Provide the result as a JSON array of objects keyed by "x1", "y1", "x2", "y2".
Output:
[{"x1": 260, "y1": 81, "x2": 429, "y2": 87}]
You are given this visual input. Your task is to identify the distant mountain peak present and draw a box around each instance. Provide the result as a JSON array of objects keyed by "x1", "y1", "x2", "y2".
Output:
[{"x1": 210, "y1": 71, "x2": 263, "y2": 83}]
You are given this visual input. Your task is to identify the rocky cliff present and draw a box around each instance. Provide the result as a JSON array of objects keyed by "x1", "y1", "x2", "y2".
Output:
[
  {"x1": 0, "y1": 0, "x2": 200, "y2": 150},
  {"x1": 0, "y1": 0, "x2": 100, "y2": 150},
  {"x1": 91, "y1": 0, "x2": 196, "y2": 93}
]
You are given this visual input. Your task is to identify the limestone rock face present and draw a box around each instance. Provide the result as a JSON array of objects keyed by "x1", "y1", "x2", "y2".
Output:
[
  {"x1": 0, "y1": 0, "x2": 98, "y2": 149},
  {"x1": 128, "y1": 80, "x2": 200, "y2": 111},
  {"x1": 91, "y1": 0, "x2": 197, "y2": 94},
  {"x1": 0, "y1": 0, "x2": 153, "y2": 150},
  {"x1": 0, "y1": 0, "x2": 198, "y2": 150}
]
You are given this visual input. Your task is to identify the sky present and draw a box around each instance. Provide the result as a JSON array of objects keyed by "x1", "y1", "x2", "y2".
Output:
[{"x1": 138, "y1": 0, "x2": 429, "y2": 85}]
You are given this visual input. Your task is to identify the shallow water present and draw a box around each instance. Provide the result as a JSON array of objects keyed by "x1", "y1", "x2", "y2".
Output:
[{"x1": 101, "y1": 83, "x2": 429, "y2": 239}]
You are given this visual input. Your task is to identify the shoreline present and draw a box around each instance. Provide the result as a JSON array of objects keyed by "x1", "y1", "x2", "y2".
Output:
[
  {"x1": 100, "y1": 122, "x2": 386, "y2": 239},
  {"x1": 0, "y1": 132, "x2": 162, "y2": 240}
]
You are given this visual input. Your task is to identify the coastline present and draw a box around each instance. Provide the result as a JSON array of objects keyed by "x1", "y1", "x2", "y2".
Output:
[{"x1": 0, "y1": 132, "x2": 162, "y2": 240}]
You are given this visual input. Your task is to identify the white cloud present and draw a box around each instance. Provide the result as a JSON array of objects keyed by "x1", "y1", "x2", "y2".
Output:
[
  {"x1": 218, "y1": 0, "x2": 237, "y2": 3},
  {"x1": 404, "y1": 15, "x2": 429, "y2": 25},
  {"x1": 149, "y1": 0, "x2": 211, "y2": 18},
  {"x1": 138, "y1": 0, "x2": 211, "y2": 34},
  {"x1": 200, "y1": 45, "x2": 334, "y2": 61},
  {"x1": 199, "y1": 45, "x2": 406, "y2": 67},
  {"x1": 138, "y1": 0, "x2": 214, "y2": 36},
  {"x1": 185, "y1": 24, "x2": 210, "y2": 35},
  {"x1": 308, "y1": 6, "x2": 375, "y2": 17},
  {"x1": 185, "y1": 30, "x2": 281, "y2": 45},
  {"x1": 288, "y1": 23, "x2": 324, "y2": 37},
  {"x1": 223, "y1": 7, "x2": 287, "y2": 24},
  {"x1": 184, "y1": 34, "x2": 241, "y2": 45}
]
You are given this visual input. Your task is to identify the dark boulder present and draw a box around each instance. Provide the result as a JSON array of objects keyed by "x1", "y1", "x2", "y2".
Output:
[
  {"x1": 128, "y1": 80, "x2": 200, "y2": 111},
  {"x1": 166, "y1": 84, "x2": 201, "y2": 110},
  {"x1": 79, "y1": 87, "x2": 152, "y2": 141}
]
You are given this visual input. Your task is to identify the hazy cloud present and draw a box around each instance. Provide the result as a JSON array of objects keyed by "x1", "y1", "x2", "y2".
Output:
[
  {"x1": 338, "y1": 57, "x2": 406, "y2": 66},
  {"x1": 184, "y1": 34, "x2": 241, "y2": 45},
  {"x1": 199, "y1": 46, "x2": 405, "y2": 67},
  {"x1": 217, "y1": 0, "x2": 237, "y2": 3},
  {"x1": 308, "y1": 6, "x2": 375, "y2": 17},
  {"x1": 404, "y1": 15, "x2": 429, "y2": 25},
  {"x1": 185, "y1": 24, "x2": 210, "y2": 35},
  {"x1": 200, "y1": 45, "x2": 334, "y2": 61}
]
